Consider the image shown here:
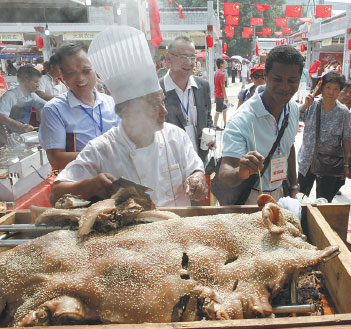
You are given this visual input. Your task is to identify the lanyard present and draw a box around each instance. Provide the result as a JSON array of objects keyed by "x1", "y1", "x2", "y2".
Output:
[
  {"x1": 260, "y1": 96, "x2": 287, "y2": 152},
  {"x1": 80, "y1": 104, "x2": 103, "y2": 133},
  {"x1": 176, "y1": 89, "x2": 191, "y2": 121},
  {"x1": 260, "y1": 96, "x2": 287, "y2": 136}
]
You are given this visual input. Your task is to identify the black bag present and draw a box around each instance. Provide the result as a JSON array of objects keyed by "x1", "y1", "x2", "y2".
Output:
[
  {"x1": 210, "y1": 113, "x2": 290, "y2": 205},
  {"x1": 204, "y1": 152, "x2": 218, "y2": 176},
  {"x1": 311, "y1": 101, "x2": 345, "y2": 177}
]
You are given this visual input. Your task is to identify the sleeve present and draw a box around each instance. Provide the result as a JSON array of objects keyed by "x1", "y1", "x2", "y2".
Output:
[
  {"x1": 0, "y1": 91, "x2": 16, "y2": 117},
  {"x1": 237, "y1": 89, "x2": 245, "y2": 101},
  {"x1": 204, "y1": 81, "x2": 213, "y2": 128},
  {"x1": 38, "y1": 104, "x2": 67, "y2": 150},
  {"x1": 32, "y1": 93, "x2": 46, "y2": 110},
  {"x1": 222, "y1": 115, "x2": 248, "y2": 159},
  {"x1": 55, "y1": 141, "x2": 102, "y2": 183}
]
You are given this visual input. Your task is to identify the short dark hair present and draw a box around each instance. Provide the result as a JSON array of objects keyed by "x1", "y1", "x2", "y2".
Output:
[
  {"x1": 55, "y1": 42, "x2": 88, "y2": 69},
  {"x1": 216, "y1": 58, "x2": 225, "y2": 69},
  {"x1": 168, "y1": 36, "x2": 194, "y2": 53},
  {"x1": 160, "y1": 55, "x2": 166, "y2": 61},
  {"x1": 265, "y1": 45, "x2": 304, "y2": 75},
  {"x1": 321, "y1": 71, "x2": 345, "y2": 90},
  {"x1": 17, "y1": 64, "x2": 41, "y2": 82},
  {"x1": 48, "y1": 54, "x2": 60, "y2": 67}
]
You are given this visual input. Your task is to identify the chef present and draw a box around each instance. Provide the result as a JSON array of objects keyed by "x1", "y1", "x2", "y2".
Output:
[{"x1": 49, "y1": 25, "x2": 207, "y2": 207}]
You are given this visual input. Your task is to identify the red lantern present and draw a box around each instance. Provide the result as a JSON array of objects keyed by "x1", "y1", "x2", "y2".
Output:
[
  {"x1": 206, "y1": 34, "x2": 213, "y2": 48},
  {"x1": 35, "y1": 35, "x2": 43, "y2": 49},
  {"x1": 348, "y1": 39, "x2": 351, "y2": 50},
  {"x1": 300, "y1": 44, "x2": 306, "y2": 52},
  {"x1": 222, "y1": 42, "x2": 228, "y2": 53}
]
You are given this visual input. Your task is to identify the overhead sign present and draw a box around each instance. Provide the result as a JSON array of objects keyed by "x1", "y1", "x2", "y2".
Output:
[
  {"x1": 322, "y1": 38, "x2": 332, "y2": 47},
  {"x1": 146, "y1": 31, "x2": 204, "y2": 41},
  {"x1": 63, "y1": 32, "x2": 100, "y2": 41},
  {"x1": 0, "y1": 33, "x2": 24, "y2": 42},
  {"x1": 69, "y1": 0, "x2": 85, "y2": 5}
]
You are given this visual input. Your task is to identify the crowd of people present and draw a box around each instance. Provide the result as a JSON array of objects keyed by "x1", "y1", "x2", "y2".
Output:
[{"x1": 0, "y1": 25, "x2": 350, "y2": 207}]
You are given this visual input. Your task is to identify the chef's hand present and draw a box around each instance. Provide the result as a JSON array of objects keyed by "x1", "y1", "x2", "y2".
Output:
[
  {"x1": 21, "y1": 124, "x2": 34, "y2": 133},
  {"x1": 238, "y1": 151, "x2": 265, "y2": 180},
  {"x1": 207, "y1": 139, "x2": 216, "y2": 150},
  {"x1": 90, "y1": 173, "x2": 116, "y2": 199},
  {"x1": 184, "y1": 171, "x2": 208, "y2": 201}
]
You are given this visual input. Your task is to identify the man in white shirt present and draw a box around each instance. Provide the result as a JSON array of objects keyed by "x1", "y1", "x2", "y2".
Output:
[
  {"x1": 241, "y1": 61, "x2": 249, "y2": 89},
  {"x1": 0, "y1": 65, "x2": 45, "y2": 133},
  {"x1": 159, "y1": 36, "x2": 214, "y2": 164},
  {"x1": 36, "y1": 54, "x2": 68, "y2": 101},
  {"x1": 49, "y1": 26, "x2": 207, "y2": 207}
]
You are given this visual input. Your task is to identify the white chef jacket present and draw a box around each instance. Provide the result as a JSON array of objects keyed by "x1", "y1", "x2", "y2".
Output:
[
  {"x1": 55, "y1": 122, "x2": 204, "y2": 207},
  {"x1": 38, "y1": 74, "x2": 68, "y2": 97}
]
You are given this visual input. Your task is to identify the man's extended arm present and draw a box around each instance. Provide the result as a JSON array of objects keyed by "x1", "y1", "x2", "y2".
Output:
[
  {"x1": 46, "y1": 149, "x2": 79, "y2": 170},
  {"x1": 49, "y1": 173, "x2": 116, "y2": 205},
  {"x1": 36, "y1": 90, "x2": 53, "y2": 102},
  {"x1": 0, "y1": 114, "x2": 34, "y2": 132},
  {"x1": 219, "y1": 152, "x2": 265, "y2": 187}
]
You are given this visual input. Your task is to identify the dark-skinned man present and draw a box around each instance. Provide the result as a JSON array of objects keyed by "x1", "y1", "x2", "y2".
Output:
[{"x1": 218, "y1": 45, "x2": 304, "y2": 204}]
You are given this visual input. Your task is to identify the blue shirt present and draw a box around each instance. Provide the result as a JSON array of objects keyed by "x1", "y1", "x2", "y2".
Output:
[
  {"x1": 222, "y1": 92, "x2": 299, "y2": 191},
  {"x1": 0, "y1": 85, "x2": 46, "y2": 125},
  {"x1": 39, "y1": 89, "x2": 120, "y2": 152}
]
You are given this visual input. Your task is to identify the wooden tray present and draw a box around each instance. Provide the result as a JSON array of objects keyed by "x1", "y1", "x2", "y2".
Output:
[{"x1": 1, "y1": 204, "x2": 351, "y2": 329}]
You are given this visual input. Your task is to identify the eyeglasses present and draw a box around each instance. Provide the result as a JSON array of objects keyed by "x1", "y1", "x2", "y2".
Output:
[
  {"x1": 252, "y1": 74, "x2": 265, "y2": 79},
  {"x1": 169, "y1": 52, "x2": 196, "y2": 62}
]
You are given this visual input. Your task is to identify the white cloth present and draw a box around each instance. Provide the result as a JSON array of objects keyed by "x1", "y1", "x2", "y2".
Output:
[
  {"x1": 38, "y1": 74, "x2": 68, "y2": 97},
  {"x1": 241, "y1": 64, "x2": 248, "y2": 78},
  {"x1": 55, "y1": 122, "x2": 204, "y2": 207},
  {"x1": 163, "y1": 72, "x2": 198, "y2": 128}
]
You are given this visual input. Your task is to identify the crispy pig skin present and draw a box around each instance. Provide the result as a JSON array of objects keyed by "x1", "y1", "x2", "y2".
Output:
[{"x1": 0, "y1": 196, "x2": 338, "y2": 326}]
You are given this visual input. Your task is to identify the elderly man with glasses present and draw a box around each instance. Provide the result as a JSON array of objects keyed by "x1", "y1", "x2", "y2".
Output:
[{"x1": 159, "y1": 36, "x2": 214, "y2": 165}]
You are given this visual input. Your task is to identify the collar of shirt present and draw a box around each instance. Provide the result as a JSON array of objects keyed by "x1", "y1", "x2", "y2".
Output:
[
  {"x1": 67, "y1": 88, "x2": 103, "y2": 109},
  {"x1": 163, "y1": 71, "x2": 198, "y2": 93}
]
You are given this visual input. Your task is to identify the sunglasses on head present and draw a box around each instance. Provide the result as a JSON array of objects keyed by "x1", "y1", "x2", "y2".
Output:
[{"x1": 252, "y1": 74, "x2": 265, "y2": 79}]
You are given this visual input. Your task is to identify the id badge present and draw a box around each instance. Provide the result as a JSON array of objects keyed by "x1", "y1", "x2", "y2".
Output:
[
  {"x1": 270, "y1": 156, "x2": 287, "y2": 183},
  {"x1": 185, "y1": 124, "x2": 198, "y2": 152}
]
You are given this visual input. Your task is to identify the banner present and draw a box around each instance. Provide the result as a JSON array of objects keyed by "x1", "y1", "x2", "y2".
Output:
[
  {"x1": 243, "y1": 27, "x2": 254, "y2": 35},
  {"x1": 224, "y1": 26, "x2": 235, "y2": 37},
  {"x1": 275, "y1": 18, "x2": 288, "y2": 27},
  {"x1": 256, "y1": 5, "x2": 270, "y2": 13},
  {"x1": 223, "y1": 3, "x2": 240, "y2": 16},
  {"x1": 262, "y1": 27, "x2": 272, "y2": 35},
  {"x1": 285, "y1": 5, "x2": 302, "y2": 18},
  {"x1": 281, "y1": 27, "x2": 291, "y2": 35},
  {"x1": 250, "y1": 17, "x2": 263, "y2": 26},
  {"x1": 147, "y1": 0, "x2": 163, "y2": 47},
  {"x1": 225, "y1": 16, "x2": 239, "y2": 25},
  {"x1": 316, "y1": 5, "x2": 332, "y2": 18}
]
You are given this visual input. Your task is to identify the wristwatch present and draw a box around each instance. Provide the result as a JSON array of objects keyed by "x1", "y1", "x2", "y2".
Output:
[{"x1": 290, "y1": 184, "x2": 300, "y2": 190}]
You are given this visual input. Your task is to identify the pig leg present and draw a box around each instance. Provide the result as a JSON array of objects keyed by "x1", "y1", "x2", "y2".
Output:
[{"x1": 16, "y1": 296, "x2": 88, "y2": 327}]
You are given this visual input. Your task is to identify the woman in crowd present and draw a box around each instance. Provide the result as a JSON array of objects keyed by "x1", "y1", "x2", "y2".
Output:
[
  {"x1": 338, "y1": 80, "x2": 351, "y2": 110},
  {"x1": 298, "y1": 71, "x2": 351, "y2": 202},
  {"x1": 236, "y1": 64, "x2": 265, "y2": 109}
]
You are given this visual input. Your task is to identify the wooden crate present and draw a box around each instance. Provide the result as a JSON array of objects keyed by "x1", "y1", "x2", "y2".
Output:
[{"x1": 1, "y1": 204, "x2": 351, "y2": 329}]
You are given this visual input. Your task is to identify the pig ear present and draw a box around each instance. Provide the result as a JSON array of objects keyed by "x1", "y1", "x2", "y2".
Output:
[
  {"x1": 262, "y1": 203, "x2": 286, "y2": 234},
  {"x1": 257, "y1": 194, "x2": 277, "y2": 210}
]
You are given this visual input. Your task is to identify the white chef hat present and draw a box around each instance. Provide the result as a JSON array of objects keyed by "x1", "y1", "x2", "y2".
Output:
[{"x1": 88, "y1": 25, "x2": 160, "y2": 104}]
